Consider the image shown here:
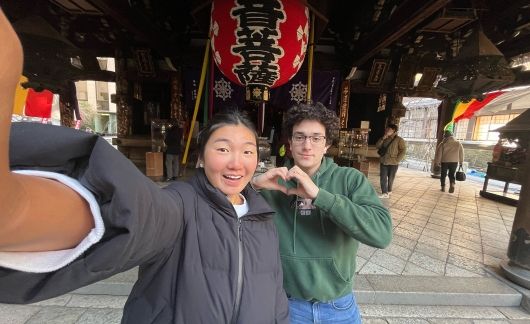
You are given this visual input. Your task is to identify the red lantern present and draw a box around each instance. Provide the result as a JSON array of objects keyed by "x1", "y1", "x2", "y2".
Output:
[{"x1": 210, "y1": 0, "x2": 309, "y2": 102}]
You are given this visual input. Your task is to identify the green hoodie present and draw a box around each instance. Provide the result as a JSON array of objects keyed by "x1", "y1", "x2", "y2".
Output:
[{"x1": 260, "y1": 157, "x2": 392, "y2": 301}]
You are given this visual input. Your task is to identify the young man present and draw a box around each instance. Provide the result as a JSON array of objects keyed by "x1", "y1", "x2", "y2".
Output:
[
  {"x1": 375, "y1": 124, "x2": 406, "y2": 198},
  {"x1": 252, "y1": 102, "x2": 393, "y2": 324}
]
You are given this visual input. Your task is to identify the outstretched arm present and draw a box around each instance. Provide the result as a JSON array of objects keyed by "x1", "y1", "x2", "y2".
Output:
[{"x1": 0, "y1": 9, "x2": 93, "y2": 252}]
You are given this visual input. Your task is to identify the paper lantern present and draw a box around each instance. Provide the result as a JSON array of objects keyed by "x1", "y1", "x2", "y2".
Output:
[{"x1": 210, "y1": 0, "x2": 309, "y2": 102}]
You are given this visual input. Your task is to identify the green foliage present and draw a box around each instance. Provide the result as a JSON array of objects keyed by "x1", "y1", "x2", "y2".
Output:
[{"x1": 78, "y1": 101, "x2": 97, "y2": 131}]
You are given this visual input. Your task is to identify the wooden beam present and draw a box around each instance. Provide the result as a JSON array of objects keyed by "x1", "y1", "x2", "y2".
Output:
[
  {"x1": 499, "y1": 34, "x2": 530, "y2": 59},
  {"x1": 351, "y1": 0, "x2": 451, "y2": 66},
  {"x1": 87, "y1": 0, "x2": 177, "y2": 56}
]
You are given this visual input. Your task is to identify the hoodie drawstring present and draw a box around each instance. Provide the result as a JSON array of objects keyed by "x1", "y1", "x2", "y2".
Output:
[
  {"x1": 319, "y1": 210, "x2": 326, "y2": 236},
  {"x1": 292, "y1": 206, "x2": 298, "y2": 254},
  {"x1": 316, "y1": 172, "x2": 326, "y2": 236},
  {"x1": 292, "y1": 171, "x2": 325, "y2": 254}
]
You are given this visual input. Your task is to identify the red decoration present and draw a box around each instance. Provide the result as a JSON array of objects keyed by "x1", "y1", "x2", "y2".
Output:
[
  {"x1": 25, "y1": 88, "x2": 53, "y2": 118},
  {"x1": 454, "y1": 91, "x2": 505, "y2": 123},
  {"x1": 210, "y1": 0, "x2": 309, "y2": 101}
]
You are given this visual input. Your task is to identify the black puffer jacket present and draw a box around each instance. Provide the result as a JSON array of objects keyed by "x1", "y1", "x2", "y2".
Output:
[{"x1": 1, "y1": 123, "x2": 289, "y2": 324}]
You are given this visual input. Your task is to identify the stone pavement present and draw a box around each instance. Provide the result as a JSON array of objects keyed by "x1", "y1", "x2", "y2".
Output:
[
  {"x1": 1, "y1": 166, "x2": 529, "y2": 323},
  {"x1": 362, "y1": 167, "x2": 515, "y2": 278}
]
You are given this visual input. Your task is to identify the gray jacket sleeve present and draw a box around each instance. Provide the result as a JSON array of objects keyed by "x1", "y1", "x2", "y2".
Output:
[{"x1": 1, "y1": 123, "x2": 184, "y2": 304}]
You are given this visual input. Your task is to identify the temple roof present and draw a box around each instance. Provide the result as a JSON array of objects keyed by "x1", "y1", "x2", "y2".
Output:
[{"x1": 3, "y1": 0, "x2": 530, "y2": 97}]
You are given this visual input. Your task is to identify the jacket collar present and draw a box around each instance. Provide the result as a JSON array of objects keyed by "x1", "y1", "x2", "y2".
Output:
[{"x1": 188, "y1": 169, "x2": 275, "y2": 219}]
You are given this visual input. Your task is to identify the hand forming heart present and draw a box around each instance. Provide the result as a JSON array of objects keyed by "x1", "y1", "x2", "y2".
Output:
[{"x1": 252, "y1": 166, "x2": 319, "y2": 199}]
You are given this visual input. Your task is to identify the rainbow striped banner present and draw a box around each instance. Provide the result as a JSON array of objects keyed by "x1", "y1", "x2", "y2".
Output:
[{"x1": 445, "y1": 91, "x2": 505, "y2": 131}]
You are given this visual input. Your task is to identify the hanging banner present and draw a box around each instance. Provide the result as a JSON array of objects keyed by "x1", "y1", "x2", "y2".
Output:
[
  {"x1": 445, "y1": 91, "x2": 506, "y2": 130},
  {"x1": 269, "y1": 69, "x2": 340, "y2": 109},
  {"x1": 184, "y1": 66, "x2": 341, "y2": 112},
  {"x1": 339, "y1": 80, "x2": 350, "y2": 128}
]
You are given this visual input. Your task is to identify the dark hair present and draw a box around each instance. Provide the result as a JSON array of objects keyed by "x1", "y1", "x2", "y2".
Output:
[
  {"x1": 283, "y1": 102, "x2": 339, "y2": 145},
  {"x1": 198, "y1": 109, "x2": 259, "y2": 160},
  {"x1": 387, "y1": 124, "x2": 398, "y2": 132}
]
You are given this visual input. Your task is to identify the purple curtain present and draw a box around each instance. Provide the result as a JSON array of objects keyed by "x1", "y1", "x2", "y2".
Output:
[{"x1": 184, "y1": 66, "x2": 341, "y2": 114}]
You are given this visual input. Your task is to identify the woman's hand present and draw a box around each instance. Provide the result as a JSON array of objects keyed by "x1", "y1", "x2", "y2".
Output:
[{"x1": 251, "y1": 167, "x2": 289, "y2": 194}]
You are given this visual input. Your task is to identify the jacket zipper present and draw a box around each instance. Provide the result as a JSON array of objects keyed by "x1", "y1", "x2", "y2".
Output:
[{"x1": 231, "y1": 219, "x2": 244, "y2": 324}]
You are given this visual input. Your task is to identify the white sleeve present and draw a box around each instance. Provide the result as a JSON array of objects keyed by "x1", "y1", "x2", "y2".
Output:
[{"x1": 0, "y1": 170, "x2": 105, "y2": 273}]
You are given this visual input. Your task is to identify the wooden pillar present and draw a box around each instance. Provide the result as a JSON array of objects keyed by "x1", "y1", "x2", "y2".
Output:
[
  {"x1": 431, "y1": 97, "x2": 455, "y2": 177},
  {"x1": 436, "y1": 97, "x2": 455, "y2": 142},
  {"x1": 389, "y1": 93, "x2": 406, "y2": 125},
  {"x1": 170, "y1": 70, "x2": 186, "y2": 123},
  {"x1": 115, "y1": 50, "x2": 131, "y2": 137},
  {"x1": 501, "y1": 140, "x2": 530, "y2": 288},
  {"x1": 59, "y1": 99, "x2": 75, "y2": 128}
]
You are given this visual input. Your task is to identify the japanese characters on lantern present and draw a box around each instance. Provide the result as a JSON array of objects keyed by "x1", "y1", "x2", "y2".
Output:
[{"x1": 210, "y1": 0, "x2": 309, "y2": 102}]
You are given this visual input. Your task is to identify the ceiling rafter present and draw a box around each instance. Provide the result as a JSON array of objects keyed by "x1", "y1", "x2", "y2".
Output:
[
  {"x1": 351, "y1": 0, "x2": 451, "y2": 67},
  {"x1": 87, "y1": 0, "x2": 177, "y2": 56}
]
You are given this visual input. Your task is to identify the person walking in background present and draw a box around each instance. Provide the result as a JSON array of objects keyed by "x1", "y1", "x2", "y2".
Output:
[
  {"x1": 164, "y1": 123, "x2": 183, "y2": 181},
  {"x1": 376, "y1": 124, "x2": 406, "y2": 198},
  {"x1": 435, "y1": 130, "x2": 464, "y2": 193},
  {"x1": 251, "y1": 102, "x2": 392, "y2": 324}
]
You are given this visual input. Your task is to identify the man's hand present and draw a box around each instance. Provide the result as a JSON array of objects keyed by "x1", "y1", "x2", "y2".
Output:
[{"x1": 285, "y1": 166, "x2": 319, "y2": 200}]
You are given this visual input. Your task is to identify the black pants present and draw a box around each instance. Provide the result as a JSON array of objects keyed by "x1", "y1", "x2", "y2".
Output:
[
  {"x1": 440, "y1": 162, "x2": 458, "y2": 186},
  {"x1": 380, "y1": 164, "x2": 399, "y2": 194}
]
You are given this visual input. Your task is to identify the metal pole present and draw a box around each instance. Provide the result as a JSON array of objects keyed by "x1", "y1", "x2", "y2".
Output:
[{"x1": 182, "y1": 39, "x2": 210, "y2": 165}]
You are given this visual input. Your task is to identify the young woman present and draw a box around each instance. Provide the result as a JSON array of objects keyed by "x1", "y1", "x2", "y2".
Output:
[{"x1": 0, "y1": 9, "x2": 288, "y2": 323}]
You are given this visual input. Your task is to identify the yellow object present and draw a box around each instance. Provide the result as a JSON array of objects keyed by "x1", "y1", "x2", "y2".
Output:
[
  {"x1": 12, "y1": 76, "x2": 28, "y2": 115},
  {"x1": 182, "y1": 39, "x2": 210, "y2": 165},
  {"x1": 279, "y1": 144, "x2": 286, "y2": 157}
]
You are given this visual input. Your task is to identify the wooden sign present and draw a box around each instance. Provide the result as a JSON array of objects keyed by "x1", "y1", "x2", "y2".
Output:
[
  {"x1": 366, "y1": 59, "x2": 390, "y2": 87},
  {"x1": 339, "y1": 80, "x2": 350, "y2": 128},
  {"x1": 134, "y1": 48, "x2": 156, "y2": 77}
]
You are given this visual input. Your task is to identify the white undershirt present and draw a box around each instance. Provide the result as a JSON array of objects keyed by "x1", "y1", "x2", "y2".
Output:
[
  {"x1": 232, "y1": 194, "x2": 249, "y2": 218},
  {"x1": 0, "y1": 170, "x2": 104, "y2": 273}
]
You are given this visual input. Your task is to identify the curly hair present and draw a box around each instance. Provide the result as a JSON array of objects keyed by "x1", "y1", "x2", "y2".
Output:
[{"x1": 283, "y1": 102, "x2": 339, "y2": 145}]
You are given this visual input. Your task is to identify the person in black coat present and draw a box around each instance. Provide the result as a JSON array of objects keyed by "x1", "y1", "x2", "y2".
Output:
[
  {"x1": 164, "y1": 124, "x2": 183, "y2": 181},
  {"x1": 0, "y1": 10, "x2": 288, "y2": 323}
]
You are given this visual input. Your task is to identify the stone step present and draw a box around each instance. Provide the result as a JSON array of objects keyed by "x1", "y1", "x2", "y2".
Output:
[
  {"x1": 356, "y1": 275, "x2": 522, "y2": 307},
  {"x1": 359, "y1": 304, "x2": 530, "y2": 323},
  {"x1": 74, "y1": 269, "x2": 522, "y2": 308}
]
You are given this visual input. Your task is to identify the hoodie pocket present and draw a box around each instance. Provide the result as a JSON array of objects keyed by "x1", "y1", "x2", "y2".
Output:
[{"x1": 281, "y1": 254, "x2": 352, "y2": 301}]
